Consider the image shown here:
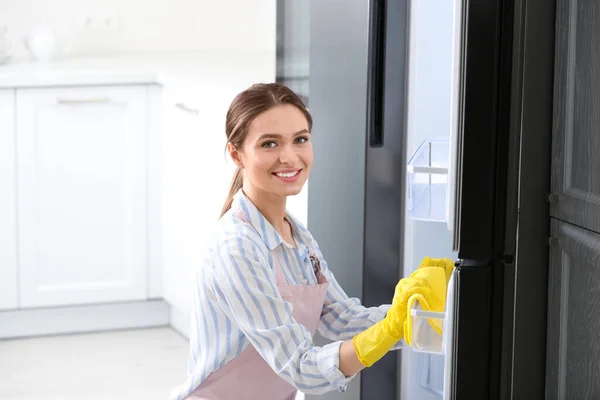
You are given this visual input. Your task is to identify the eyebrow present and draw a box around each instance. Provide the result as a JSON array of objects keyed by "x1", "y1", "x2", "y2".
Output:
[{"x1": 257, "y1": 129, "x2": 310, "y2": 141}]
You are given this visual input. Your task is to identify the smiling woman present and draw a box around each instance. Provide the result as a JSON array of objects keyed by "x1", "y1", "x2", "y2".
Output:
[
  {"x1": 169, "y1": 83, "x2": 446, "y2": 400},
  {"x1": 219, "y1": 84, "x2": 313, "y2": 219},
  {"x1": 230, "y1": 105, "x2": 312, "y2": 202}
]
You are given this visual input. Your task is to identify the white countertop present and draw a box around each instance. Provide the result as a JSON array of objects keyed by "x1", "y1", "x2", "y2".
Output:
[{"x1": 0, "y1": 50, "x2": 276, "y2": 97}]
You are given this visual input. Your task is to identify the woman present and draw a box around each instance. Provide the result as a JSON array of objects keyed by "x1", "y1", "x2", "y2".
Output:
[{"x1": 170, "y1": 83, "x2": 449, "y2": 400}]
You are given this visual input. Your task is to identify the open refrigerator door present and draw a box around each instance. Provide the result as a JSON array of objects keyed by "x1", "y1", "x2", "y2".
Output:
[
  {"x1": 406, "y1": 0, "x2": 466, "y2": 232},
  {"x1": 402, "y1": 0, "x2": 466, "y2": 397}
]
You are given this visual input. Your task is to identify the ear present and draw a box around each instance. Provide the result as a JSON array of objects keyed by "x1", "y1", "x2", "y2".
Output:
[{"x1": 227, "y1": 142, "x2": 243, "y2": 168}]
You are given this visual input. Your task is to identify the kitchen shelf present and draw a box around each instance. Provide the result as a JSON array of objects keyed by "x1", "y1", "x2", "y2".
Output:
[{"x1": 407, "y1": 138, "x2": 450, "y2": 222}]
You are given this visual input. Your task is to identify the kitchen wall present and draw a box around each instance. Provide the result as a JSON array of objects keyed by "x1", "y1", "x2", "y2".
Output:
[
  {"x1": 0, "y1": 0, "x2": 313, "y2": 222},
  {"x1": 0, "y1": 0, "x2": 276, "y2": 60}
]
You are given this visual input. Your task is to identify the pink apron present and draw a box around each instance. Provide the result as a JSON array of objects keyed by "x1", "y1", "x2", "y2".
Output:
[{"x1": 186, "y1": 250, "x2": 330, "y2": 400}]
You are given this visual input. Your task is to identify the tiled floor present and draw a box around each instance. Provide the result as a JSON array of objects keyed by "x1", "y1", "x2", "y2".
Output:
[{"x1": 0, "y1": 328, "x2": 189, "y2": 400}]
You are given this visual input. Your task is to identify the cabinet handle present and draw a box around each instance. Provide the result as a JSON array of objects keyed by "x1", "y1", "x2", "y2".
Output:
[
  {"x1": 175, "y1": 102, "x2": 200, "y2": 116},
  {"x1": 56, "y1": 97, "x2": 111, "y2": 105}
]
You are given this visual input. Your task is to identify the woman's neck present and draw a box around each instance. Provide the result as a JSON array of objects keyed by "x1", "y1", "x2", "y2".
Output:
[{"x1": 242, "y1": 183, "x2": 287, "y2": 233}]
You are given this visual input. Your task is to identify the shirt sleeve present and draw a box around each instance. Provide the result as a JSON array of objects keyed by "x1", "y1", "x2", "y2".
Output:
[
  {"x1": 312, "y1": 241, "x2": 404, "y2": 350},
  {"x1": 210, "y1": 235, "x2": 354, "y2": 394}
]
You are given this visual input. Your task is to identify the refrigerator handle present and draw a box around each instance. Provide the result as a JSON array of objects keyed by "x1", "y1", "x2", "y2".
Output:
[{"x1": 366, "y1": 0, "x2": 386, "y2": 148}]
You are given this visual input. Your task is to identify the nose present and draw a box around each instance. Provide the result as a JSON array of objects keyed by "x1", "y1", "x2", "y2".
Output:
[{"x1": 278, "y1": 143, "x2": 299, "y2": 165}]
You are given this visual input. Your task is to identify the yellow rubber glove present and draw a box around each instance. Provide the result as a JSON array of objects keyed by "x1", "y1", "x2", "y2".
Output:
[
  {"x1": 418, "y1": 256, "x2": 454, "y2": 283},
  {"x1": 351, "y1": 267, "x2": 442, "y2": 367},
  {"x1": 403, "y1": 266, "x2": 448, "y2": 346}
]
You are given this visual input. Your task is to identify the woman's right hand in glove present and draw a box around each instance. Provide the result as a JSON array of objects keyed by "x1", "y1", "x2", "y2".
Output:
[{"x1": 343, "y1": 266, "x2": 447, "y2": 372}]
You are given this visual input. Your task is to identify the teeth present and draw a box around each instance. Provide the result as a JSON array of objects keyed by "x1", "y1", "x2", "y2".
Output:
[{"x1": 276, "y1": 170, "x2": 299, "y2": 178}]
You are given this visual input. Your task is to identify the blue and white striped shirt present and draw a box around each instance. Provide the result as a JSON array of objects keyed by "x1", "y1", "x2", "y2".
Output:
[{"x1": 170, "y1": 191, "x2": 394, "y2": 399}]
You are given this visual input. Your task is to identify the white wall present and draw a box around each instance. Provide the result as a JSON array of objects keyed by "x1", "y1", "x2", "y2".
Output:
[{"x1": 0, "y1": 0, "x2": 276, "y2": 59}]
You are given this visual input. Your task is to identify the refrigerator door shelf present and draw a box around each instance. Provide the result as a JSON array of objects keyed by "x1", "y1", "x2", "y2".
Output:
[
  {"x1": 407, "y1": 138, "x2": 450, "y2": 223},
  {"x1": 410, "y1": 305, "x2": 446, "y2": 354},
  {"x1": 409, "y1": 269, "x2": 457, "y2": 356}
]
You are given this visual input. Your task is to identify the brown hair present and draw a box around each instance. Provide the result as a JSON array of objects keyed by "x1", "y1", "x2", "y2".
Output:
[{"x1": 219, "y1": 83, "x2": 313, "y2": 218}]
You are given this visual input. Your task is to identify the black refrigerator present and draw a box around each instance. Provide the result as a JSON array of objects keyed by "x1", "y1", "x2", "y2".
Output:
[{"x1": 276, "y1": 0, "x2": 554, "y2": 399}]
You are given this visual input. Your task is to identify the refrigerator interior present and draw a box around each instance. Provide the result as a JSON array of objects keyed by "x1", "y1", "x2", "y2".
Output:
[{"x1": 401, "y1": 0, "x2": 462, "y2": 398}]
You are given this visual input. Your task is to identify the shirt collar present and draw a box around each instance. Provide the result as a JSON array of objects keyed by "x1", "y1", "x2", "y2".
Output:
[{"x1": 231, "y1": 190, "x2": 311, "y2": 251}]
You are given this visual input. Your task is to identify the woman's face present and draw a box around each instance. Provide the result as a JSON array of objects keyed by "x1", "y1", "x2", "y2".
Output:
[{"x1": 230, "y1": 104, "x2": 313, "y2": 198}]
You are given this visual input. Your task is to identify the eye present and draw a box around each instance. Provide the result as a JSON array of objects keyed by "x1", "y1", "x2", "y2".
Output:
[
  {"x1": 296, "y1": 136, "x2": 309, "y2": 144},
  {"x1": 261, "y1": 141, "x2": 277, "y2": 148}
]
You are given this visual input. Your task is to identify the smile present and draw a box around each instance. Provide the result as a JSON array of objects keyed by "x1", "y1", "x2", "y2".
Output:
[
  {"x1": 275, "y1": 170, "x2": 300, "y2": 178},
  {"x1": 272, "y1": 169, "x2": 302, "y2": 182}
]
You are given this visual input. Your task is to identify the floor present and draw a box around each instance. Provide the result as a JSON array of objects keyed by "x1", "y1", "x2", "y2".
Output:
[{"x1": 0, "y1": 328, "x2": 189, "y2": 400}]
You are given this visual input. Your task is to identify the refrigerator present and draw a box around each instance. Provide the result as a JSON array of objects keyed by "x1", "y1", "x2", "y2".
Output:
[{"x1": 277, "y1": 0, "x2": 554, "y2": 399}]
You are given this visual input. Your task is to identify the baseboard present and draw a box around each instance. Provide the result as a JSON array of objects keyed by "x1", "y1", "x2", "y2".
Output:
[
  {"x1": 0, "y1": 300, "x2": 170, "y2": 339},
  {"x1": 169, "y1": 304, "x2": 190, "y2": 340}
]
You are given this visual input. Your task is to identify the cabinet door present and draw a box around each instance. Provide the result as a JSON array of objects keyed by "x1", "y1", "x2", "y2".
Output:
[
  {"x1": 551, "y1": 0, "x2": 600, "y2": 233},
  {"x1": 16, "y1": 86, "x2": 148, "y2": 307},
  {"x1": 161, "y1": 93, "x2": 231, "y2": 317},
  {"x1": 546, "y1": 219, "x2": 600, "y2": 399},
  {"x1": 0, "y1": 90, "x2": 18, "y2": 310}
]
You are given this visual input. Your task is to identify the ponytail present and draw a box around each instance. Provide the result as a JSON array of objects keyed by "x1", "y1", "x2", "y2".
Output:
[{"x1": 220, "y1": 167, "x2": 243, "y2": 218}]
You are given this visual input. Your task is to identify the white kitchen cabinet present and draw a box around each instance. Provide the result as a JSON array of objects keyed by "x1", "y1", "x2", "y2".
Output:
[
  {"x1": 160, "y1": 89, "x2": 233, "y2": 323},
  {"x1": 16, "y1": 86, "x2": 149, "y2": 308},
  {"x1": 0, "y1": 90, "x2": 18, "y2": 310}
]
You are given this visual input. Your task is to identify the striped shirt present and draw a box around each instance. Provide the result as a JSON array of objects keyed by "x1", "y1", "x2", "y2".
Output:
[{"x1": 170, "y1": 190, "x2": 395, "y2": 399}]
